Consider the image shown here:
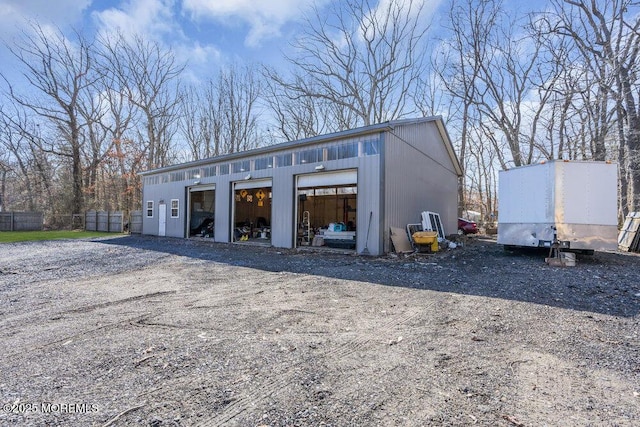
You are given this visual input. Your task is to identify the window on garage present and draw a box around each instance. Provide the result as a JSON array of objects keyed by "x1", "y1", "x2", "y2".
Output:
[
  {"x1": 363, "y1": 139, "x2": 381, "y2": 155},
  {"x1": 232, "y1": 160, "x2": 251, "y2": 173},
  {"x1": 296, "y1": 148, "x2": 323, "y2": 165},
  {"x1": 254, "y1": 156, "x2": 273, "y2": 170},
  {"x1": 202, "y1": 165, "x2": 217, "y2": 177},
  {"x1": 171, "y1": 199, "x2": 179, "y2": 218},
  {"x1": 327, "y1": 142, "x2": 358, "y2": 161},
  {"x1": 275, "y1": 153, "x2": 292, "y2": 167}
]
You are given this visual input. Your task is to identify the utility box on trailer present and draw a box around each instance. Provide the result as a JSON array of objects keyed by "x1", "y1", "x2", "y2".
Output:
[{"x1": 497, "y1": 160, "x2": 618, "y2": 251}]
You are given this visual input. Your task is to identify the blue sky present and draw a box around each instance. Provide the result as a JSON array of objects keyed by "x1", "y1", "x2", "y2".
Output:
[{"x1": 0, "y1": 0, "x2": 449, "y2": 85}]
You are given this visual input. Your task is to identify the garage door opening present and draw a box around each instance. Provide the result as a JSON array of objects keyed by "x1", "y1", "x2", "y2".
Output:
[
  {"x1": 233, "y1": 180, "x2": 272, "y2": 244},
  {"x1": 189, "y1": 186, "x2": 215, "y2": 237},
  {"x1": 296, "y1": 170, "x2": 357, "y2": 250}
]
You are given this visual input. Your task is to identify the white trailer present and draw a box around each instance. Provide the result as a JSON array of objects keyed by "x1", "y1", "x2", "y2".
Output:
[{"x1": 497, "y1": 160, "x2": 618, "y2": 252}]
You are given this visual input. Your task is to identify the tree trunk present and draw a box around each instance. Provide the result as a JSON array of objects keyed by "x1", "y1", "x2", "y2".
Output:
[{"x1": 72, "y1": 141, "x2": 84, "y2": 215}]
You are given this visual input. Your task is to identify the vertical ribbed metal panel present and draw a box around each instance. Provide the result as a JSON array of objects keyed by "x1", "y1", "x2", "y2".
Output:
[
  {"x1": 142, "y1": 180, "x2": 191, "y2": 238},
  {"x1": 214, "y1": 176, "x2": 231, "y2": 243},
  {"x1": 141, "y1": 183, "x2": 157, "y2": 236},
  {"x1": 141, "y1": 185, "x2": 151, "y2": 235},
  {"x1": 271, "y1": 168, "x2": 295, "y2": 248},
  {"x1": 383, "y1": 121, "x2": 459, "y2": 252},
  {"x1": 141, "y1": 130, "x2": 388, "y2": 252},
  {"x1": 355, "y1": 156, "x2": 383, "y2": 255}
]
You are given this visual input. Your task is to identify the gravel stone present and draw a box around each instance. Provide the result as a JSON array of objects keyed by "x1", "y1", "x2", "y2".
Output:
[{"x1": 0, "y1": 235, "x2": 638, "y2": 426}]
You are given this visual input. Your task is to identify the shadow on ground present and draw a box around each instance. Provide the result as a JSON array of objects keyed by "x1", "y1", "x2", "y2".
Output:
[{"x1": 100, "y1": 235, "x2": 640, "y2": 318}]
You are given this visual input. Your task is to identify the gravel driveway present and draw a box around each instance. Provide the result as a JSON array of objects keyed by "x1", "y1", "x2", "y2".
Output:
[{"x1": 1, "y1": 235, "x2": 639, "y2": 426}]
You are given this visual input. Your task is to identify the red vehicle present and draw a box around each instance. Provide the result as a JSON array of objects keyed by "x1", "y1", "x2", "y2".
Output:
[{"x1": 458, "y1": 218, "x2": 478, "y2": 235}]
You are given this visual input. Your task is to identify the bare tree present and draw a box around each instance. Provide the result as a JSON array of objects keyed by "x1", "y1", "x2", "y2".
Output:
[
  {"x1": 467, "y1": 120, "x2": 499, "y2": 222},
  {"x1": 180, "y1": 64, "x2": 263, "y2": 159},
  {"x1": 1, "y1": 23, "x2": 100, "y2": 215},
  {"x1": 77, "y1": 81, "x2": 111, "y2": 209},
  {"x1": 101, "y1": 32, "x2": 184, "y2": 169},
  {"x1": 0, "y1": 158, "x2": 7, "y2": 212},
  {"x1": 545, "y1": 0, "x2": 640, "y2": 214},
  {"x1": 179, "y1": 85, "x2": 215, "y2": 160},
  {"x1": 432, "y1": 0, "x2": 556, "y2": 219},
  {"x1": 0, "y1": 104, "x2": 57, "y2": 214},
  {"x1": 532, "y1": 4, "x2": 613, "y2": 162},
  {"x1": 91, "y1": 35, "x2": 148, "y2": 213},
  {"x1": 219, "y1": 64, "x2": 263, "y2": 153},
  {"x1": 0, "y1": 107, "x2": 36, "y2": 211},
  {"x1": 268, "y1": 0, "x2": 430, "y2": 131},
  {"x1": 262, "y1": 70, "x2": 336, "y2": 141},
  {"x1": 92, "y1": 70, "x2": 139, "y2": 212},
  {"x1": 473, "y1": 11, "x2": 551, "y2": 167},
  {"x1": 431, "y1": 0, "x2": 497, "y2": 215},
  {"x1": 201, "y1": 79, "x2": 226, "y2": 157},
  {"x1": 0, "y1": 110, "x2": 14, "y2": 212}
]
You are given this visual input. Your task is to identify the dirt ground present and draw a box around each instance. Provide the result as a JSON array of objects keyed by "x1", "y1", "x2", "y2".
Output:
[{"x1": 0, "y1": 235, "x2": 639, "y2": 426}]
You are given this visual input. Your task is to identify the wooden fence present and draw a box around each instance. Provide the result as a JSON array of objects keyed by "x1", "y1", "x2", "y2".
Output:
[
  {"x1": 84, "y1": 210, "x2": 124, "y2": 233},
  {"x1": 84, "y1": 210, "x2": 143, "y2": 233},
  {"x1": 0, "y1": 212, "x2": 44, "y2": 231},
  {"x1": 129, "y1": 211, "x2": 142, "y2": 234}
]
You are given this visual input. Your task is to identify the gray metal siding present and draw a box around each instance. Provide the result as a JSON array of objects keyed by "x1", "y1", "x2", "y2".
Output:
[
  {"x1": 271, "y1": 170, "x2": 294, "y2": 248},
  {"x1": 140, "y1": 118, "x2": 459, "y2": 255},
  {"x1": 383, "y1": 121, "x2": 459, "y2": 252},
  {"x1": 214, "y1": 177, "x2": 230, "y2": 243},
  {"x1": 356, "y1": 156, "x2": 383, "y2": 255},
  {"x1": 141, "y1": 140, "x2": 383, "y2": 253},
  {"x1": 142, "y1": 180, "x2": 188, "y2": 237}
]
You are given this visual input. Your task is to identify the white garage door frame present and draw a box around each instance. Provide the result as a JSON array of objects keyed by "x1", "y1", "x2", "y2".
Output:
[
  {"x1": 294, "y1": 169, "x2": 358, "y2": 248},
  {"x1": 231, "y1": 179, "x2": 273, "y2": 242},
  {"x1": 187, "y1": 184, "x2": 216, "y2": 238}
]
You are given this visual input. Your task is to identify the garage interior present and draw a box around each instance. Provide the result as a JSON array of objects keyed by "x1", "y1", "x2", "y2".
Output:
[
  {"x1": 233, "y1": 184, "x2": 272, "y2": 243},
  {"x1": 297, "y1": 184, "x2": 357, "y2": 249},
  {"x1": 189, "y1": 187, "x2": 215, "y2": 237}
]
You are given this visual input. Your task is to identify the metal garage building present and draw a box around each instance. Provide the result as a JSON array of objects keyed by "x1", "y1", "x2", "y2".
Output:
[{"x1": 140, "y1": 116, "x2": 462, "y2": 256}]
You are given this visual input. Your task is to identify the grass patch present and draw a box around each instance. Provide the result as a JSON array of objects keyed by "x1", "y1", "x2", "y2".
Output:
[{"x1": 0, "y1": 230, "x2": 124, "y2": 243}]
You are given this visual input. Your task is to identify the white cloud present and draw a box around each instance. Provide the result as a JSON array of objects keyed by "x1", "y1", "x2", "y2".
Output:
[
  {"x1": 92, "y1": 0, "x2": 178, "y2": 42},
  {"x1": 0, "y1": 0, "x2": 90, "y2": 39},
  {"x1": 369, "y1": 0, "x2": 442, "y2": 23},
  {"x1": 362, "y1": 0, "x2": 443, "y2": 40},
  {"x1": 174, "y1": 41, "x2": 222, "y2": 85},
  {"x1": 0, "y1": 0, "x2": 91, "y2": 89},
  {"x1": 92, "y1": 0, "x2": 222, "y2": 81},
  {"x1": 182, "y1": 0, "x2": 322, "y2": 47},
  {"x1": 184, "y1": 40, "x2": 221, "y2": 64}
]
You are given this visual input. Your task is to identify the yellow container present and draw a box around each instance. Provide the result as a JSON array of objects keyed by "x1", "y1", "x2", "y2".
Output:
[{"x1": 412, "y1": 231, "x2": 438, "y2": 252}]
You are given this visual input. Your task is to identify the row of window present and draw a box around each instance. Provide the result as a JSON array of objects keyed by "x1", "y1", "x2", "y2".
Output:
[
  {"x1": 144, "y1": 138, "x2": 380, "y2": 186},
  {"x1": 146, "y1": 187, "x2": 358, "y2": 219}
]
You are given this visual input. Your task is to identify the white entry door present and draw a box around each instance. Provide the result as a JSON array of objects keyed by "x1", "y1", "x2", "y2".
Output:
[{"x1": 158, "y1": 202, "x2": 167, "y2": 236}]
